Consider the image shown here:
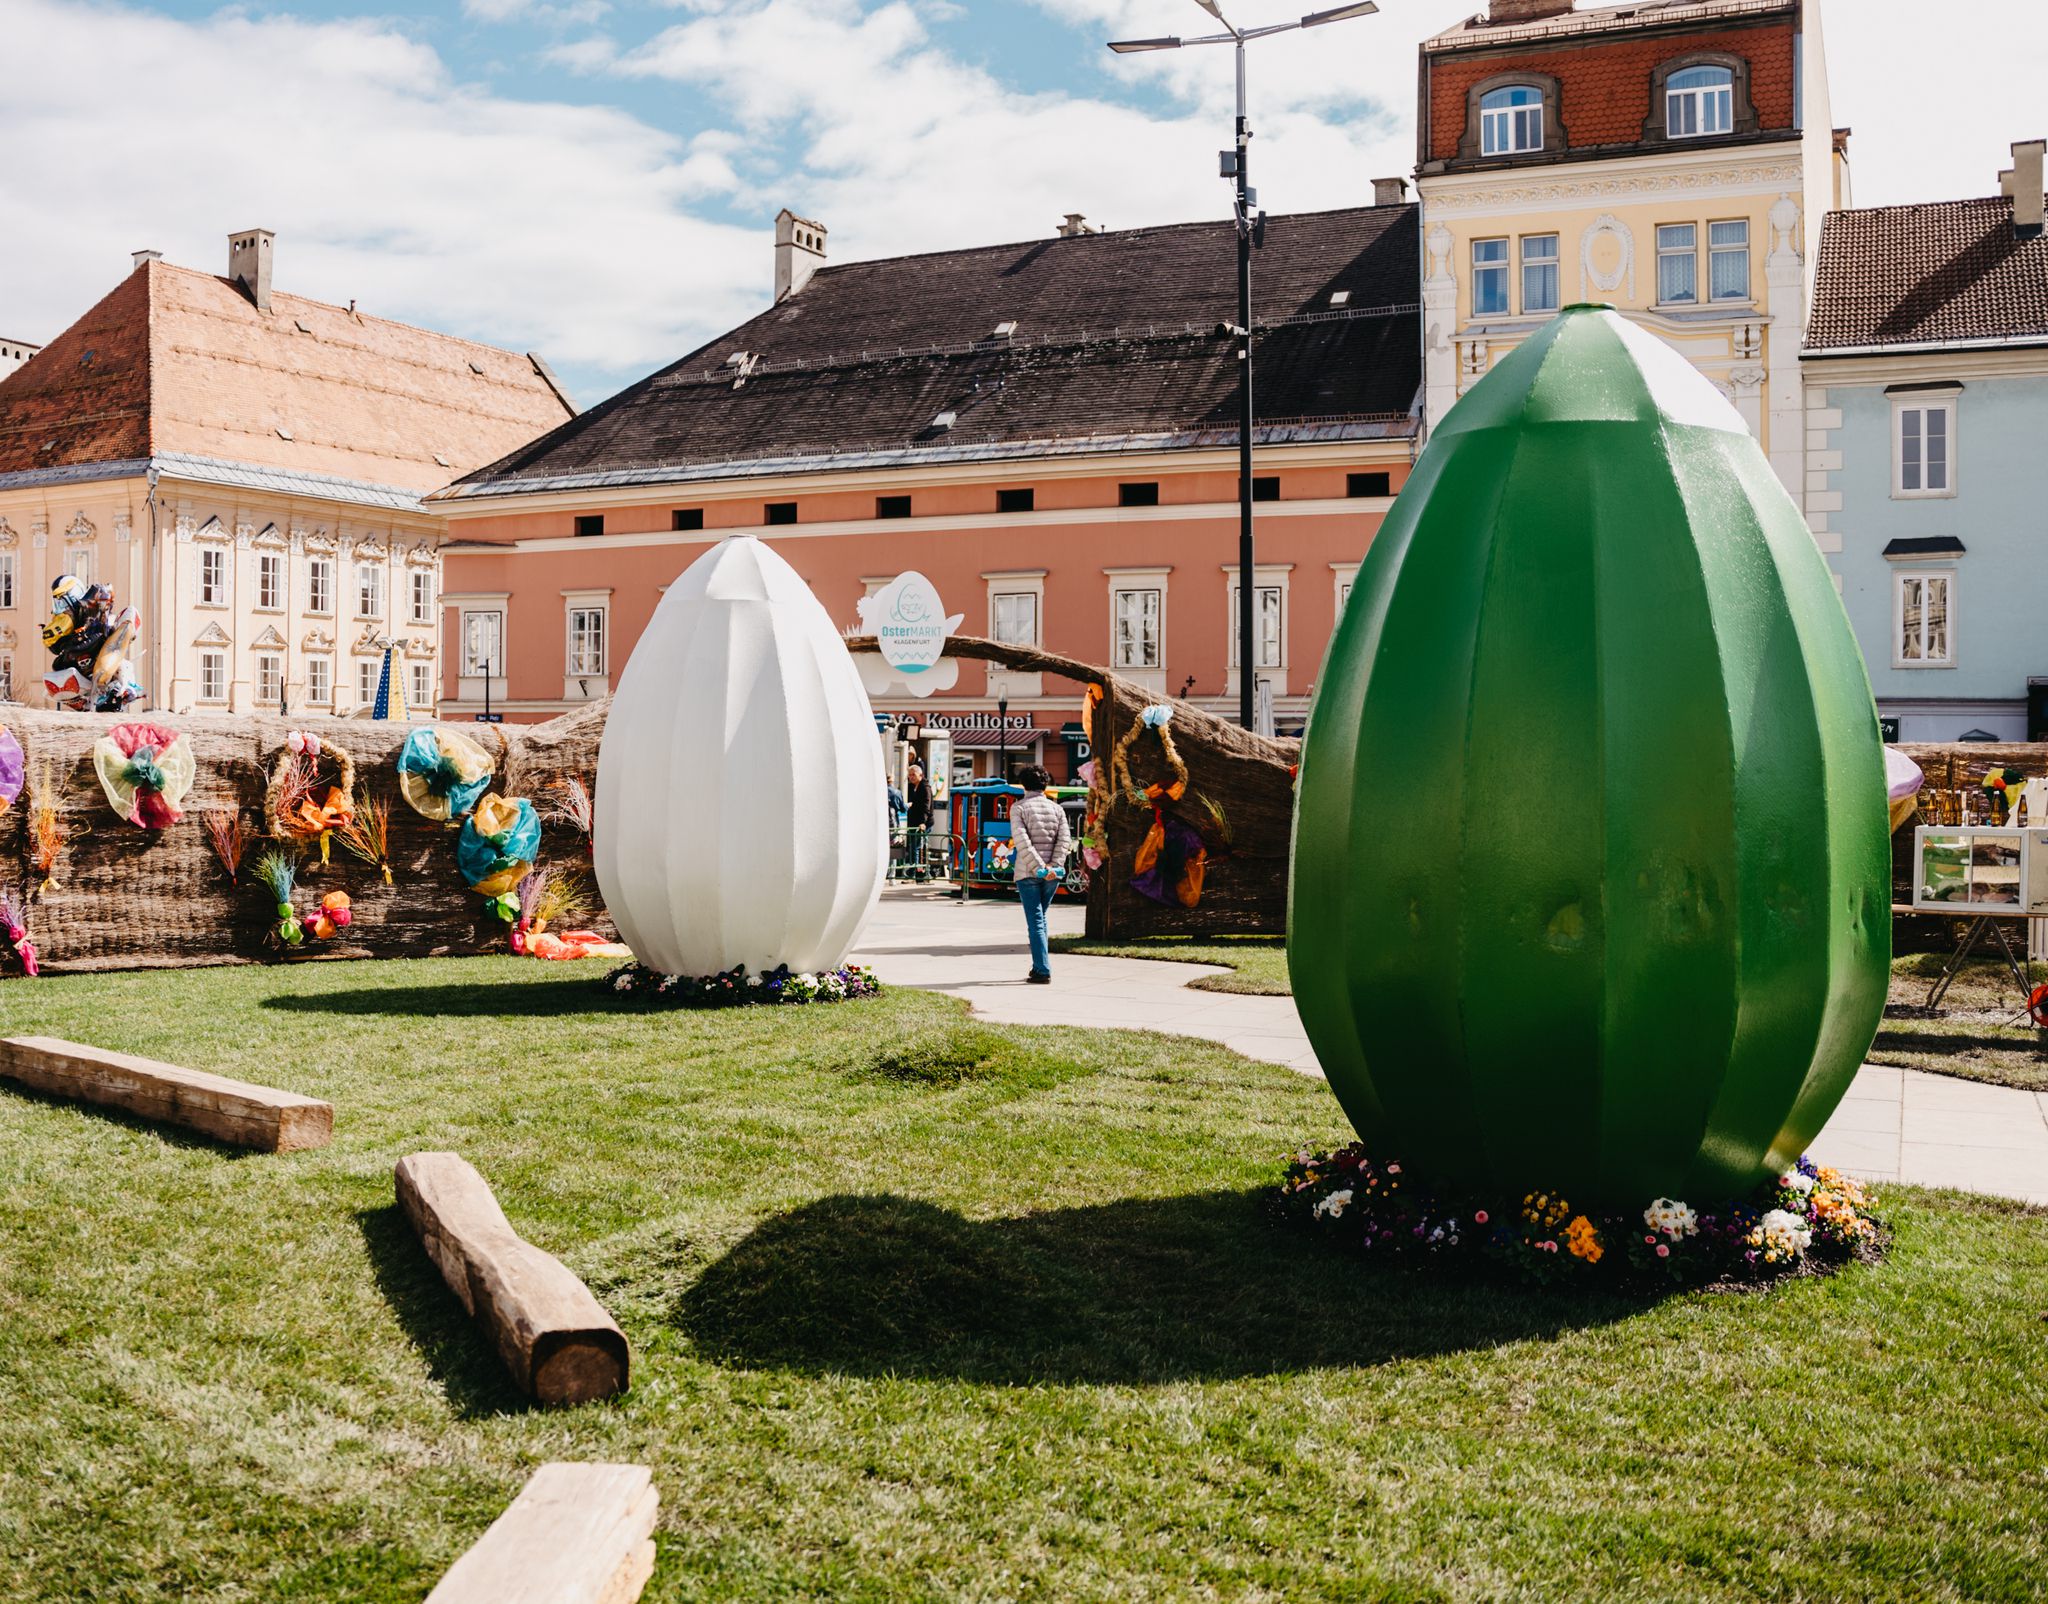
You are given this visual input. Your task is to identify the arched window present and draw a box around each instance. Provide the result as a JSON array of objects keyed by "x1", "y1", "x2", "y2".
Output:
[
  {"x1": 1665, "y1": 64, "x2": 1734, "y2": 136},
  {"x1": 1479, "y1": 85, "x2": 1545, "y2": 155}
]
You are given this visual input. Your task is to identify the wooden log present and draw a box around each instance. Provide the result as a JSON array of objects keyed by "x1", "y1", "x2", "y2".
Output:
[
  {"x1": 394, "y1": 1152, "x2": 629, "y2": 1405},
  {"x1": 425, "y1": 1462, "x2": 658, "y2": 1604},
  {"x1": 0, "y1": 1035, "x2": 333, "y2": 1151}
]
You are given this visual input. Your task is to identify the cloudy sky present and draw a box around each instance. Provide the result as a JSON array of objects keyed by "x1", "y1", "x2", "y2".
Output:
[{"x1": 2, "y1": 0, "x2": 2040, "y2": 404}]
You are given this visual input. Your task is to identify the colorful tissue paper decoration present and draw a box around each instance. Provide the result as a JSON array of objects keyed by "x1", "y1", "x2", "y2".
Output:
[
  {"x1": 397, "y1": 727, "x2": 494, "y2": 823},
  {"x1": 1982, "y1": 765, "x2": 2027, "y2": 815},
  {"x1": 0, "y1": 726, "x2": 23, "y2": 811},
  {"x1": 92, "y1": 722, "x2": 196, "y2": 830},
  {"x1": 254, "y1": 852, "x2": 354, "y2": 950},
  {"x1": 457, "y1": 792, "x2": 541, "y2": 920},
  {"x1": 0, "y1": 892, "x2": 38, "y2": 977},
  {"x1": 309, "y1": 891, "x2": 353, "y2": 942}
]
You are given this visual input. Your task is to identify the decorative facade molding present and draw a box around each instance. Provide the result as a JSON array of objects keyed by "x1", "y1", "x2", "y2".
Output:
[
  {"x1": 302, "y1": 527, "x2": 337, "y2": 554},
  {"x1": 30, "y1": 516, "x2": 47, "y2": 549},
  {"x1": 1579, "y1": 214, "x2": 1636, "y2": 300},
  {"x1": 1422, "y1": 160, "x2": 1805, "y2": 212},
  {"x1": 354, "y1": 536, "x2": 389, "y2": 561},
  {"x1": 403, "y1": 635, "x2": 438, "y2": 659},
  {"x1": 353, "y1": 625, "x2": 387, "y2": 653},
  {"x1": 113, "y1": 511, "x2": 131, "y2": 543},
  {"x1": 404, "y1": 539, "x2": 438, "y2": 566},
  {"x1": 193, "y1": 515, "x2": 230, "y2": 543},
  {"x1": 175, "y1": 513, "x2": 197, "y2": 543},
  {"x1": 252, "y1": 521, "x2": 288, "y2": 550},
  {"x1": 65, "y1": 511, "x2": 95, "y2": 542},
  {"x1": 251, "y1": 625, "x2": 287, "y2": 649},
  {"x1": 0, "y1": 627, "x2": 16, "y2": 650},
  {"x1": 0, "y1": 517, "x2": 16, "y2": 549},
  {"x1": 303, "y1": 626, "x2": 336, "y2": 652},
  {"x1": 234, "y1": 521, "x2": 256, "y2": 550},
  {"x1": 193, "y1": 622, "x2": 233, "y2": 647}
]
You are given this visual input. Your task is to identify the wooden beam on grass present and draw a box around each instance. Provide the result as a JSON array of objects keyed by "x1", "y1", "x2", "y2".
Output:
[
  {"x1": 0, "y1": 1035, "x2": 333, "y2": 1152},
  {"x1": 425, "y1": 1462, "x2": 658, "y2": 1604},
  {"x1": 395, "y1": 1151, "x2": 629, "y2": 1405}
]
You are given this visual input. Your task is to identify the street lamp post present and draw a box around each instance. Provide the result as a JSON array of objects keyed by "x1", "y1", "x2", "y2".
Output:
[{"x1": 1109, "y1": 0, "x2": 1379, "y2": 728}]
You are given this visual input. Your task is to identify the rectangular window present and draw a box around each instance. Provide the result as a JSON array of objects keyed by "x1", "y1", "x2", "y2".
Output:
[
  {"x1": 410, "y1": 662, "x2": 433, "y2": 708},
  {"x1": 876, "y1": 495, "x2": 912, "y2": 519},
  {"x1": 66, "y1": 548, "x2": 92, "y2": 587},
  {"x1": 1338, "y1": 579, "x2": 1355, "y2": 613},
  {"x1": 1896, "y1": 402, "x2": 1954, "y2": 495},
  {"x1": 574, "y1": 514, "x2": 604, "y2": 538},
  {"x1": 199, "y1": 650, "x2": 226, "y2": 703},
  {"x1": 356, "y1": 563, "x2": 382, "y2": 618},
  {"x1": 764, "y1": 501, "x2": 798, "y2": 526},
  {"x1": 462, "y1": 609, "x2": 503, "y2": 678},
  {"x1": 1239, "y1": 476, "x2": 1280, "y2": 503},
  {"x1": 307, "y1": 655, "x2": 331, "y2": 705},
  {"x1": 1657, "y1": 224, "x2": 1698, "y2": 304},
  {"x1": 0, "y1": 552, "x2": 14, "y2": 609},
  {"x1": 357, "y1": 658, "x2": 379, "y2": 706},
  {"x1": 672, "y1": 508, "x2": 704, "y2": 532},
  {"x1": 257, "y1": 552, "x2": 283, "y2": 610},
  {"x1": 1521, "y1": 233, "x2": 1560, "y2": 312},
  {"x1": 996, "y1": 487, "x2": 1035, "y2": 513},
  {"x1": 1118, "y1": 482, "x2": 1160, "y2": 508},
  {"x1": 307, "y1": 557, "x2": 332, "y2": 614},
  {"x1": 1347, "y1": 471, "x2": 1391, "y2": 498},
  {"x1": 993, "y1": 592, "x2": 1039, "y2": 647},
  {"x1": 1895, "y1": 572, "x2": 1953, "y2": 665},
  {"x1": 1708, "y1": 220, "x2": 1749, "y2": 300},
  {"x1": 1113, "y1": 588, "x2": 1161, "y2": 669},
  {"x1": 410, "y1": 568, "x2": 434, "y2": 624},
  {"x1": 1231, "y1": 586, "x2": 1284, "y2": 668},
  {"x1": 255, "y1": 653, "x2": 282, "y2": 709},
  {"x1": 1472, "y1": 237, "x2": 1510, "y2": 316},
  {"x1": 199, "y1": 547, "x2": 227, "y2": 605},
  {"x1": 567, "y1": 607, "x2": 607, "y2": 676}
]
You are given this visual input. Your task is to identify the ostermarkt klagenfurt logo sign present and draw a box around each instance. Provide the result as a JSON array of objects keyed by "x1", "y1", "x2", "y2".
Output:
[{"x1": 856, "y1": 571, "x2": 965, "y2": 699}]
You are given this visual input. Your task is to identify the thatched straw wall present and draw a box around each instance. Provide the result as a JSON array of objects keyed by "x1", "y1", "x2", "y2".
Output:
[{"x1": 2, "y1": 706, "x2": 606, "y2": 973}]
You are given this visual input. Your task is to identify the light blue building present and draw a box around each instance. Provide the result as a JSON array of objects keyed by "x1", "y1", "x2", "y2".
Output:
[{"x1": 1803, "y1": 138, "x2": 2047, "y2": 742}]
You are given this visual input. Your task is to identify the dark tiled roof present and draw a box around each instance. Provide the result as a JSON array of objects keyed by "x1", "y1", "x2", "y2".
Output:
[
  {"x1": 447, "y1": 205, "x2": 1420, "y2": 493},
  {"x1": 1807, "y1": 196, "x2": 2048, "y2": 350}
]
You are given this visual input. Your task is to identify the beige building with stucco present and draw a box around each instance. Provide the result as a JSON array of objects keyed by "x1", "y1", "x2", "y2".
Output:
[{"x1": 0, "y1": 232, "x2": 574, "y2": 714}]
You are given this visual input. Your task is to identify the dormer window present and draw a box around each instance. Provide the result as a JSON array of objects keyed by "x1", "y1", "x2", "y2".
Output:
[
  {"x1": 1480, "y1": 85, "x2": 1545, "y2": 155},
  {"x1": 1665, "y1": 65, "x2": 1733, "y2": 137}
]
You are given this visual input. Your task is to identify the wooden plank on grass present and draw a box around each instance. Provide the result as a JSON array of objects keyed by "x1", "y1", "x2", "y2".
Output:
[
  {"x1": 395, "y1": 1151, "x2": 629, "y2": 1405},
  {"x1": 0, "y1": 1035, "x2": 333, "y2": 1152},
  {"x1": 425, "y1": 1462, "x2": 658, "y2": 1604}
]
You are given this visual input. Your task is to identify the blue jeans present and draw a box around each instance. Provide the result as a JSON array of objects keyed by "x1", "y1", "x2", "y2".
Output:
[{"x1": 1018, "y1": 875, "x2": 1055, "y2": 977}]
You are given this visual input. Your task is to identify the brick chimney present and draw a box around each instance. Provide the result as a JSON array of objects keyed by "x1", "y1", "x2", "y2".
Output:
[
  {"x1": 774, "y1": 209, "x2": 827, "y2": 302},
  {"x1": 229, "y1": 228, "x2": 274, "y2": 311},
  {"x1": 1372, "y1": 176, "x2": 1408, "y2": 206},
  {"x1": 131, "y1": 249, "x2": 162, "y2": 272},
  {"x1": 2001, "y1": 138, "x2": 2045, "y2": 241},
  {"x1": 1488, "y1": 0, "x2": 1575, "y2": 22}
]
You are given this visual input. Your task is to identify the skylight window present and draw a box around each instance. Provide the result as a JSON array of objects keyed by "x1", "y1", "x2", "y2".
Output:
[
  {"x1": 992, "y1": 320, "x2": 1018, "y2": 338},
  {"x1": 1329, "y1": 290, "x2": 1351, "y2": 306},
  {"x1": 931, "y1": 410, "x2": 958, "y2": 430},
  {"x1": 276, "y1": 426, "x2": 294, "y2": 441}
]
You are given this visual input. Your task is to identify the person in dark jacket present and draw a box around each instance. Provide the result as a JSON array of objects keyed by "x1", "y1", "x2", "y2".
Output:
[{"x1": 904, "y1": 764, "x2": 933, "y2": 879}]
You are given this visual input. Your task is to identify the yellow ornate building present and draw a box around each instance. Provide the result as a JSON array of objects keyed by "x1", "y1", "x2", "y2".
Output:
[
  {"x1": 1415, "y1": 0, "x2": 1849, "y2": 502},
  {"x1": 0, "y1": 233, "x2": 574, "y2": 713}
]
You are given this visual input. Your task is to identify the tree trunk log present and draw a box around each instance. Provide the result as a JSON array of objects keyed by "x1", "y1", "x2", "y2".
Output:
[
  {"x1": 0, "y1": 1035, "x2": 332, "y2": 1151},
  {"x1": 395, "y1": 1152, "x2": 629, "y2": 1405},
  {"x1": 424, "y1": 1462, "x2": 658, "y2": 1604}
]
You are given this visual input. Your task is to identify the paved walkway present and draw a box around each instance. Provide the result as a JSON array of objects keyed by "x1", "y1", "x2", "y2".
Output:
[{"x1": 851, "y1": 890, "x2": 2048, "y2": 1205}]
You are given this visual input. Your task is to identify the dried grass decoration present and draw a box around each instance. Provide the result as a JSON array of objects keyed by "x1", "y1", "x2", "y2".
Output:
[
  {"x1": 509, "y1": 864, "x2": 618, "y2": 959},
  {"x1": 546, "y1": 775, "x2": 595, "y2": 851},
  {"x1": 28, "y1": 757, "x2": 69, "y2": 897},
  {"x1": 203, "y1": 807, "x2": 248, "y2": 885},
  {"x1": 335, "y1": 790, "x2": 394, "y2": 885},
  {"x1": 92, "y1": 721, "x2": 196, "y2": 830},
  {"x1": 254, "y1": 849, "x2": 354, "y2": 950},
  {"x1": 264, "y1": 730, "x2": 357, "y2": 863}
]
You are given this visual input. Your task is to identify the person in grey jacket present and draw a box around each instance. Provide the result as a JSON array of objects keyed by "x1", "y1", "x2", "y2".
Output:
[{"x1": 1008, "y1": 765, "x2": 1070, "y2": 984}]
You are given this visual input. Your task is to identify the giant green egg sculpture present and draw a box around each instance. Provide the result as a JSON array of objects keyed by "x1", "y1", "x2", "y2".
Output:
[{"x1": 1290, "y1": 306, "x2": 1889, "y2": 1207}]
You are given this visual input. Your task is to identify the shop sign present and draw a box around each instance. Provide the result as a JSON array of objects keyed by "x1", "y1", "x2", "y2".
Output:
[
  {"x1": 856, "y1": 571, "x2": 963, "y2": 697},
  {"x1": 1879, "y1": 717, "x2": 1901, "y2": 743},
  {"x1": 904, "y1": 711, "x2": 1035, "y2": 732}
]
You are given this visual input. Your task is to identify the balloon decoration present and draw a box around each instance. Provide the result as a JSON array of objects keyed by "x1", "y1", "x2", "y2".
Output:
[
  {"x1": 396, "y1": 727, "x2": 494, "y2": 822},
  {"x1": 43, "y1": 575, "x2": 144, "y2": 712},
  {"x1": 1290, "y1": 305, "x2": 1890, "y2": 1209},
  {"x1": 595, "y1": 535, "x2": 886, "y2": 978},
  {"x1": 92, "y1": 721, "x2": 196, "y2": 830},
  {"x1": 457, "y1": 792, "x2": 541, "y2": 921}
]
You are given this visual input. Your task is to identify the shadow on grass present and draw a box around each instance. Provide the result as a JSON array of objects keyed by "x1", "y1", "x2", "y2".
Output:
[
  {"x1": 1872, "y1": 1028, "x2": 2043, "y2": 1057},
  {"x1": 0, "y1": 1080, "x2": 262, "y2": 1157},
  {"x1": 355, "y1": 1203, "x2": 531, "y2": 1418},
  {"x1": 677, "y1": 1191, "x2": 1661, "y2": 1384},
  {"x1": 267, "y1": 980, "x2": 610, "y2": 1019}
]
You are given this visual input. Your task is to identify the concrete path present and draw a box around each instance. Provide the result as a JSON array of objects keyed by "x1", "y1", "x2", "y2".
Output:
[{"x1": 851, "y1": 889, "x2": 2048, "y2": 1206}]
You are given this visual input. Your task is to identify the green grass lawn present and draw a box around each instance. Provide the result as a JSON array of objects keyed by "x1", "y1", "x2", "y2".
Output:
[
  {"x1": 1, "y1": 958, "x2": 2045, "y2": 1602},
  {"x1": 1050, "y1": 932, "x2": 1290, "y2": 994}
]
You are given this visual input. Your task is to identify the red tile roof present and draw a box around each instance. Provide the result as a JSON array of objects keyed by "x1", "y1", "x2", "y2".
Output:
[
  {"x1": 1807, "y1": 196, "x2": 2048, "y2": 350},
  {"x1": 0, "y1": 260, "x2": 574, "y2": 491}
]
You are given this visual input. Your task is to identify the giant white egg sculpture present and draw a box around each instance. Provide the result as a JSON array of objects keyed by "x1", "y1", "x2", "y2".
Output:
[{"x1": 595, "y1": 536, "x2": 887, "y2": 977}]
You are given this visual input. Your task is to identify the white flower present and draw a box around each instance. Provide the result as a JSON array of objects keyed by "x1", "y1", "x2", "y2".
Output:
[
  {"x1": 1754, "y1": 1208, "x2": 1813, "y2": 1258},
  {"x1": 1313, "y1": 1188, "x2": 1354, "y2": 1220},
  {"x1": 797, "y1": 973, "x2": 818, "y2": 988},
  {"x1": 1643, "y1": 1198, "x2": 1698, "y2": 1240},
  {"x1": 1781, "y1": 1170, "x2": 1815, "y2": 1195},
  {"x1": 612, "y1": 973, "x2": 633, "y2": 991}
]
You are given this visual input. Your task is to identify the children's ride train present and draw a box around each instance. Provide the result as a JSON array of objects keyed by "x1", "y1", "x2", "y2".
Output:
[{"x1": 42, "y1": 574, "x2": 145, "y2": 712}]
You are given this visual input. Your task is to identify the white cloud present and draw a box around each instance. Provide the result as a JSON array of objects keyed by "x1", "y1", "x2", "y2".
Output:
[
  {"x1": 0, "y1": 0, "x2": 760, "y2": 400},
  {"x1": 463, "y1": 0, "x2": 611, "y2": 26}
]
